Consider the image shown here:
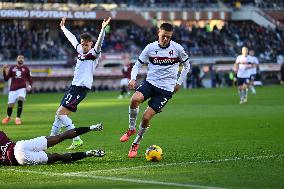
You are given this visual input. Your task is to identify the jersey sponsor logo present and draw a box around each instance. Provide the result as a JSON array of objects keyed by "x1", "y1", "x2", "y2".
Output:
[{"x1": 149, "y1": 57, "x2": 179, "y2": 66}]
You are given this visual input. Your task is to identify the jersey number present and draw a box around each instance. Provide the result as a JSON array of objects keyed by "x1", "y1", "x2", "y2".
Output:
[
  {"x1": 65, "y1": 94, "x2": 73, "y2": 104},
  {"x1": 158, "y1": 98, "x2": 168, "y2": 109}
]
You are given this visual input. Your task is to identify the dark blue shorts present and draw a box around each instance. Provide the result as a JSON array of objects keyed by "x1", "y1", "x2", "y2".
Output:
[
  {"x1": 237, "y1": 78, "x2": 249, "y2": 86},
  {"x1": 136, "y1": 81, "x2": 173, "y2": 113},
  {"x1": 60, "y1": 85, "x2": 89, "y2": 112}
]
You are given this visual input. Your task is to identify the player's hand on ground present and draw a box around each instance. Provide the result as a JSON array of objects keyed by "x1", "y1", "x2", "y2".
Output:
[
  {"x1": 128, "y1": 79, "x2": 136, "y2": 90},
  {"x1": 174, "y1": 84, "x2": 180, "y2": 93},
  {"x1": 102, "y1": 17, "x2": 111, "y2": 29},
  {"x1": 60, "y1": 17, "x2": 66, "y2": 27}
]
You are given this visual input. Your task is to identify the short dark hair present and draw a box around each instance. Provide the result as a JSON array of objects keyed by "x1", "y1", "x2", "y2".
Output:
[
  {"x1": 160, "y1": 23, "x2": 174, "y2": 32},
  {"x1": 80, "y1": 33, "x2": 92, "y2": 42}
]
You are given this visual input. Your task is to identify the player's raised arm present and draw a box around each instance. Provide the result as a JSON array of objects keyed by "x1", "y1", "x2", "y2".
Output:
[
  {"x1": 2, "y1": 64, "x2": 11, "y2": 81},
  {"x1": 94, "y1": 17, "x2": 111, "y2": 54},
  {"x1": 60, "y1": 17, "x2": 79, "y2": 50}
]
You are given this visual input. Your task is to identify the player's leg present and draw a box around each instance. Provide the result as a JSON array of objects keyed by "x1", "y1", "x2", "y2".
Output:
[
  {"x1": 2, "y1": 103, "x2": 14, "y2": 124},
  {"x1": 2, "y1": 91, "x2": 16, "y2": 124},
  {"x1": 52, "y1": 86, "x2": 88, "y2": 149},
  {"x1": 15, "y1": 96, "x2": 25, "y2": 125},
  {"x1": 128, "y1": 107, "x2": 156, "y2": 158},
  {"x1": 237, "y1": 78, "x2": 244, "y2": 104},
  {"x1": 249, "y1": 75, "x2": 256, "y2": 94},
  {"x1": 120, "y1": 91, "x2": 144, "y2": 142},
  {"x1": 47, "y1": 150, "x2": 104, "y2": 164},
  {"x1": 128, "y1": 88, "x2": 172, "y2": 158},
  {"x1": 56, "y1": 106, "x2": 84, "y2": 149},
  {"x1": 47, "y1": 124, "x2": 103, "y2": 148},
  {"x1": 243, "y1": 82, "x2": 248, "y2": 103}
]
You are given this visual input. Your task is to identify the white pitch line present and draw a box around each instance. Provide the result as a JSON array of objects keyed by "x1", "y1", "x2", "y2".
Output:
[
  {"x1": 2, "y1": 169, "x2": 224, "y2": 189},
  {"x1": 68, "y1": 153, "x2": 284, "y2": 175},
  {"x1": 1, "y1": 154, "x2": 283, "y2": 189}
]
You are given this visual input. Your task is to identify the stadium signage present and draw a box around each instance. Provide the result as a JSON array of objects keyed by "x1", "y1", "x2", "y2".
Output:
[{"x1": 0, "y1": 9, "x2": 96, "y2": 19}]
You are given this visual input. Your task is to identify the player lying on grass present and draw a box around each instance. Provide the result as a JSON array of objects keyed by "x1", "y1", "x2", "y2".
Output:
[
  {"x1": 119, "y1": 23, "x2": 190, "y2": 158},
  {"x1": 50, "y1": 17, "x2": 111, "y2": 150},
  {"x1": 0, "y1": 123, "x2": 104, "y2": 166}
]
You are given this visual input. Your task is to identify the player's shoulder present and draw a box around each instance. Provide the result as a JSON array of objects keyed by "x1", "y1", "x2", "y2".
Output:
[
  {"x1": 170, "y1": 40, "x2": 183, "y2": 49},
  {"x1": 146, "y1": 41, "x2": 158, "y2": 48}
]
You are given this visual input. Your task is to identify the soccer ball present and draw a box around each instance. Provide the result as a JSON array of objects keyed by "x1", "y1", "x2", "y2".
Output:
[{"x1": 145, "y1": 145, "x2": 163, "y2": 162}]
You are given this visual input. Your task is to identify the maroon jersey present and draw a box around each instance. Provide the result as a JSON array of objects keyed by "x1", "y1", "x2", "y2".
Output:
[
  {"x1": 122, "y1": 64, "x2": 133, "y2": 79},
  {"x1": 0, "y1": 131, "x2": 19, "y2": 166},
  {"x1": 3, "y1": 65, "x2": 32, "y2": 91}
]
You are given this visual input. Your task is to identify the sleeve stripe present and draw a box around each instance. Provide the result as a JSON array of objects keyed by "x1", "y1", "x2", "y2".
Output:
[
  {"x1": 94, "y1": 49, "x2": 101, "y2": 54},
  {"x1": 138, "y1": 59, "x2": 145, "y2": 64},
  {"x1": 181, "y1": 57, "x2": 189, "y2": 63},
  {"x1": 76, "y1": 44, "x2": 80, "y2": 50}
]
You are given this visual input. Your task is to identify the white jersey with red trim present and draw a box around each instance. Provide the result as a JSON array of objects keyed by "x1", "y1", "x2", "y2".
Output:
[
  {"x1": 137, "y1": 41, "x2": 189, "y2": 92},
  {"x1": 61, "y1": 26, "x2": 101, "y2": 89},
  {"x1": 72, "y1": 45, "x2": 101, "y2": 89}
]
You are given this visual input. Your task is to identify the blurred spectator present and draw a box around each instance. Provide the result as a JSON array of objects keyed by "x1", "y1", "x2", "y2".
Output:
[{"x1": 0, "y1": 20, "x2": 283, "y2": 63}]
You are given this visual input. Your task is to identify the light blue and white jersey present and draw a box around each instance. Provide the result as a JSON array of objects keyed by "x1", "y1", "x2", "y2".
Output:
[
  {"x1": 133, "y1": 41, "x2": 190, "y2": 92},
  {"x1": 235, "y1": 55, "x2": 252, "y2": 78}
]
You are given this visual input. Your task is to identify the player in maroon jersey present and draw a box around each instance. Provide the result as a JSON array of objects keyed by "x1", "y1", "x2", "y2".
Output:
[
  {"x1": 0, "y1": 123, "x2": 104, "y2": 166},
  {"x1": 2, "y1": 55, "x2": 33, "y2": 125},
  {"x1": 118, "y1": 63, "x2": 133, "y2": 99}
]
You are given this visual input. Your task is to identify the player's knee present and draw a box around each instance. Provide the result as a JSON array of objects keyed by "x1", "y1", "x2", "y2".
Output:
[{"x1": 131, "y1": 94, "x2": 143, "y2": 107}]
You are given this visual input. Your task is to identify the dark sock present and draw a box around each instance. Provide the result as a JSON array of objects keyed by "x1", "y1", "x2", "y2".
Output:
[
  {"x1": 7, "y1": 107, "x2": 13, "y2": 117},
  {"x1": 62, "y1": 152, "x2": 87, "y2": 163},
  {"x1": 121, "y1": 86, "x2": 127, "y2": 95},
  {"x1": 17, "y1": 100, "x2": 23, "y2": 117},
  {"x1": 74, "y1": 127, "x2": 90, "y2": 136}
]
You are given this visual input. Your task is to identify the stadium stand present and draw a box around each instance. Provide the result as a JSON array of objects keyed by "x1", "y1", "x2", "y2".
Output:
[{"x1": 0, "y1": 0, "x2": 283, "y2": 91}]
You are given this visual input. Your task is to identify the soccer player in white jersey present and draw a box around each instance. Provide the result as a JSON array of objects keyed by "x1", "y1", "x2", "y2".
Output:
[
  {"x1": 50, "y1": 17, "x2": 111, "y2": 150},
  {"x1": 119, "y1": 23, "x2": 190, "y2": 158},
  {"x1": 248, "y1": 50, "x2": 259, "y2": 94},
  {"x1": 234, "y1": 47, "x2": 253, "y2": 104}
]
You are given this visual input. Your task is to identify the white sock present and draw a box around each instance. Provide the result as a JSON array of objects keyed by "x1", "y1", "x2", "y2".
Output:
[
  {"x1": 245, "y1": 88, "x2": 248, "y2": 99},
  {"x1": 133, "y1": 123, "x2": 148, "y2": 144},
  {"x1": 250, "y1": 85, "x2": 256, "y2": 94},
  {"x1": 58, "y1": 115, "x2": 81, "y2": 141},
  {"x1": 50, "y1": 115, "x2": 62, "y2": 136},
  {"x1": 238, "y1": 88, "x2": 242, "y2": 99},
  {"x1": 129, "y1": 106, "x2": 139, "y2": 130}
]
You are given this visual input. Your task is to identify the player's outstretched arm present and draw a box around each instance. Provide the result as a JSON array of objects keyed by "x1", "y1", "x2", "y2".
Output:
[
  {"x1": 94, "y1": 17, "x2": 111, "y2": 53},
  {"x1": 60, "y1": 17, "x2": 79, "y2": 49}
]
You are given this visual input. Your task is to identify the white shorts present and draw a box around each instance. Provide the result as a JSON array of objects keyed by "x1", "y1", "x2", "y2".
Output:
[
  {"x1": 120, "y1": 78, "x2": 129, "y2": 86},
  {"x1": 8, "y1": 88, "x2": 27, "y2": 104},
  {"x1": 14, "y1": 136, "x2": 48, "y2": 165}
]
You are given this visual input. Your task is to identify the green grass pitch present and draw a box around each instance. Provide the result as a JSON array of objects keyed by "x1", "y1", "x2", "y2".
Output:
[{"x1": 0, "y1": 86, "x2": 284, "y2": 189}]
